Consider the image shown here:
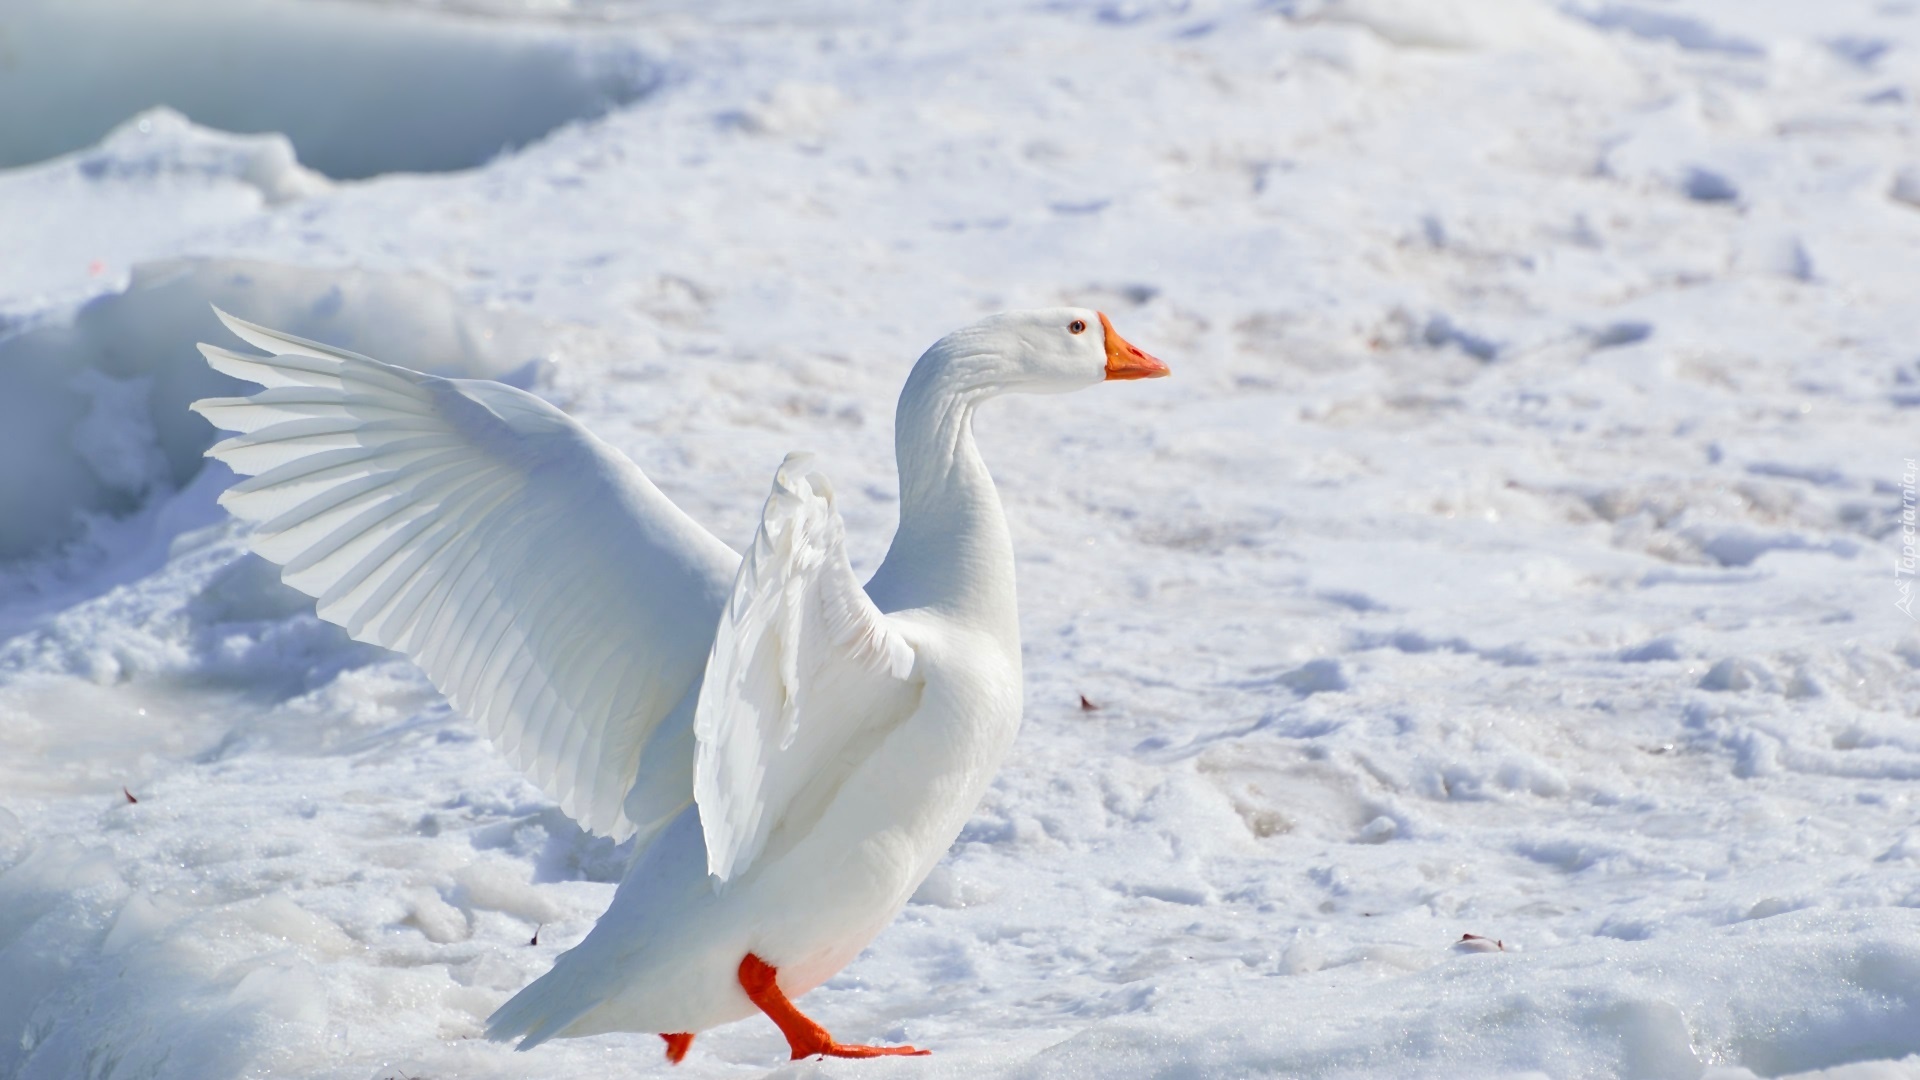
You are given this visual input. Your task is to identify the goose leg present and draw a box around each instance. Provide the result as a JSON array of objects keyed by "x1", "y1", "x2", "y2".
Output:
[
  {"x1": 659, "y1": 1032, "x2": 695, "y2": 1064},
  {"x1": 737, "y1": 953, "x2": 930, "y2": 1059}
]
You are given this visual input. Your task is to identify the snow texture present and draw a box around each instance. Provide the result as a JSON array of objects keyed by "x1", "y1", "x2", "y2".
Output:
[{"x1": 0, "y1": 0, "x2": 1916, "y2": 1077}]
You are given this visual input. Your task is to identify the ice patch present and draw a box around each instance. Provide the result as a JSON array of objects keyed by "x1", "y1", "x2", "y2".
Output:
[{"x1": 0, "y1": 0, "x2": 663, "y2": 178}]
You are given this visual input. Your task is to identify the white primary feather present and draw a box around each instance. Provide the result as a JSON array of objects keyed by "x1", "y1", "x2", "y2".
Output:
[
  {"x1": 191, "y1": 308, "x2": 737, "y2": 841},
  {"x1": 693, "y1": 453, "x2": 918, "y2": 884}
]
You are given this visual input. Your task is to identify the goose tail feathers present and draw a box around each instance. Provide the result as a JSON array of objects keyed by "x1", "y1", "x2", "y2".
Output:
[{"x1": 485, "y1": 963, "x2": 598, "y2": 1052}]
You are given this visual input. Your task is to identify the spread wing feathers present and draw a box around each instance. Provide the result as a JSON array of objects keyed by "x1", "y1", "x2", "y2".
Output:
[
  {"x1": 693, "y1": 453, "x2": 918, "y2": 884},
  {"x1": 191, "y1": 307, "x2": 738, "y2": 841}
]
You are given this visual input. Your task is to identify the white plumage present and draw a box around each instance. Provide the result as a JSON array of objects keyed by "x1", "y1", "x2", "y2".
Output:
[
  {"x1": 194, "y1": 313, "x2": 734, "y2": 844},
  {"x1": 694, "y1": 456, "x2": 918, "y2": 886},
  {"x1": 191, "y1": 304, "x2": 1167, "y2": 1061}
]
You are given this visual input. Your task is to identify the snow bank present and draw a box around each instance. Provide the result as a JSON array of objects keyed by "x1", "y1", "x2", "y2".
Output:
[
  {"x1": 0, "y1": 258, "x2": 549, "y2": 563},
  {"x1": 0, "y1": 0, "x2": 663, "y2": 178},
  {"x1": 0, "y1": 110, "x2": 328, "y2": 313}
]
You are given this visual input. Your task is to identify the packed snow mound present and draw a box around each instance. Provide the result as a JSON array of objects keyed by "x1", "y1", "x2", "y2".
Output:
[
  {"x1": 61, "y1": 108, "x2": 325, "y2": 208},
  {"x1": 0, "y1": 0, "x2": 663, "y2": 178},
  {"x1": 0, "y1": 258, "x2": 551, "y2": 562},
  {"x1": 0, "y1": 111, "x2": 329, "y2": 311}
]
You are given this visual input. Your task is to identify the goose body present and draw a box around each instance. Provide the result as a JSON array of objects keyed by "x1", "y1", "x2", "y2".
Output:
[{"x1": 191, "y1": 307, "x2": 1167, "y2": 1060}]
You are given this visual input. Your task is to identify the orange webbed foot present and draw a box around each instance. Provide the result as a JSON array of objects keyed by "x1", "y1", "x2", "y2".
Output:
[
  {"x1": 737, "y1": 953, "x2": 930, "y2": 1061},
  {"x1": 660, "y1": 1032, "x2": 694, "y2": 1064},
  {"x1": 814, "y1": 1041, "x2": 931, "y2": 1059}
]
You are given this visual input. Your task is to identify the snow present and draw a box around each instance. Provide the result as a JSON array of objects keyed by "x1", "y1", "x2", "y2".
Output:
[
  {"x1": 0, "y1": 0, "x2": 661, "y2": 178},
  {"x1": 1, "y1": 0, "x2": 1917, "y2": 1077}
]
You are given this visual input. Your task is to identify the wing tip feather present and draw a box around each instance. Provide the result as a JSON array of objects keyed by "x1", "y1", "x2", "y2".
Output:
[
  {"x1": 192, "y1": 305, "x2": 726, "y2": 845},
  {"x1": 212, "y1": 304, "x2": 277, "y2": 352}
]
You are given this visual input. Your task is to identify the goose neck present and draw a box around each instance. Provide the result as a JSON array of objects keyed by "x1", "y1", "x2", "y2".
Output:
[{"x1": 869, "y1": 357, "x2": 1015, "y2": 631}]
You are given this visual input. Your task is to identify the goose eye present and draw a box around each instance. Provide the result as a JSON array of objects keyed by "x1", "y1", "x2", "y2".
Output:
[{"x1": 1068, "y1": 320, "x2": 1087, "y2": 334}]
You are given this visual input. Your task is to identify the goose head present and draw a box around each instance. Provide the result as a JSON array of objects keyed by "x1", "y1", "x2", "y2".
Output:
[{"x1": 919, "y1": 307, "x2": 1169, "y2": 396}]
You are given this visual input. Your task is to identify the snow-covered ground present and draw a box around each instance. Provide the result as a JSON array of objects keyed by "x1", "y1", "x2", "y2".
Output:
[{"x1": 2, "y1": 0, "x2": 1918, "y2": 1077}]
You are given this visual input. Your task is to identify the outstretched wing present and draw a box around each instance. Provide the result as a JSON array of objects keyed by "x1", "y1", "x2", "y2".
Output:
[
  {"x1": 191, "y1": 308, "x2": 738, "y2": 841},
  {"x1": 694, "y1": 453, "x2": 920, "y2": 884}
]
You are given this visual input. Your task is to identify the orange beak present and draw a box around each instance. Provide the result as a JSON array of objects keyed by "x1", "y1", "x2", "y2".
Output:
[{"x1": 1099, "y1": 312, "x2": 1170, "y2": 381}]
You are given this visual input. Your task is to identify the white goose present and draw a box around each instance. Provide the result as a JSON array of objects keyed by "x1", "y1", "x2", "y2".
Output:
[{"x1": 190, "y1": 306, "x2": 1168, "y2": 1062}]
